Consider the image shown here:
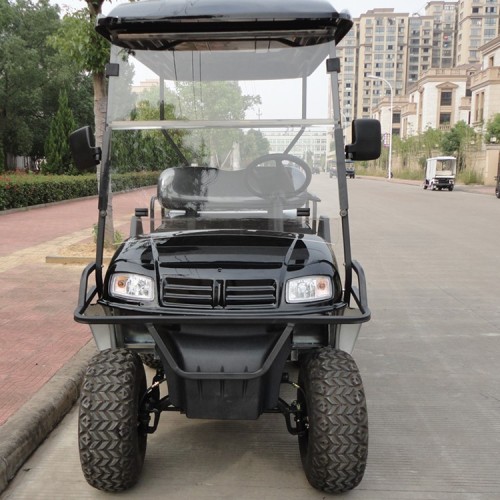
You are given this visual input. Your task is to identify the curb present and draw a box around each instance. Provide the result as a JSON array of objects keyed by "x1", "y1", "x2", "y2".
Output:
[
  {"x1": 0, "y1": 341, "x2": 97, "y2": 494},
  {"x1": 45, "y1": 255, "x2": 112, "y2": 265},
  {"x1": 358, "y1": 175, "x2": 495, "y2": 194}
]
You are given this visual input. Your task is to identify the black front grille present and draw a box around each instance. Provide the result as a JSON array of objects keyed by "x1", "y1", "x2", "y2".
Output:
[
  {"x1": 225, "y1": 279, "x2": 277, "y2": 308},
  {"x1": 162, "y1": 277, "x2": 277, "y2": 309}
]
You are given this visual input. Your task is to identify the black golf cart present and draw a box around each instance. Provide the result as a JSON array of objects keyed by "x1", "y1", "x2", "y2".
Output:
[{"x1": 70, "y1": 0, "x2": 381, "y2": 494}]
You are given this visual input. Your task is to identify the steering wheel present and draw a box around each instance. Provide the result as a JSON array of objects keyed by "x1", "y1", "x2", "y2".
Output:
[{"x1": 244, "y1": 153, "x2": 312, "y2": 199}]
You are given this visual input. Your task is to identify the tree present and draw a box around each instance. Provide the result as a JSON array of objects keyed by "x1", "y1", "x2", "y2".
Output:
[
  {"x1": 43, "y1": 90, "x2": 77, "y2": 174},
  {"x1": 48, "y1": 3, "x2": 110, "y2": 146},
  {"x1": 441, "y1": 121, "x2": 477, "y2": 171},
  {"x1": 485, "y1": 113, "x2": 500, "y2": 144},
  {"x1": 0, "y1": 1, "x2": 93, "y2": 170},
  {"x1": 420, "y1": 127, "x2": 443, "y2": 159},
  {"x1": 392, "y1": 134, "x2": 421, "y2": 169},
  {"x1": 0, "y1": 0, "x2": 61, "y2": 168},
  {"x1": 111, "y1": 100, "x2": 192, "y2": 172},
  {"x1": 240, "y1": 129, "x2": 270, "y2": 166},
  {"x1": 175, "y1": 81, "x2": 261, "y2": 167},
  {"x1": 175, "y1": 81, "x2": 261, "y2": 122},
  {"x1": 49, "y1": 1, "x2": 115, "y2": 243}
]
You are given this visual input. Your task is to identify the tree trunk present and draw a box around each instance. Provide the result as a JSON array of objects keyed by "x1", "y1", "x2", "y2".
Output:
[{"x1": 93, "y1": 71, "x2": 115, "y2": 248}]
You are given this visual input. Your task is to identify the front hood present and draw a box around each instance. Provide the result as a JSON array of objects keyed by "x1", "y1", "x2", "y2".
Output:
[
  {"x1": 105, "y1": 230, "x2": 341, "y2": 310},
  {"x1": 157, "y1": 231, "x2": 299, "y2": 269},
  {"x1": 113, "y1": 230, "x2": 332, "y2": 270}
]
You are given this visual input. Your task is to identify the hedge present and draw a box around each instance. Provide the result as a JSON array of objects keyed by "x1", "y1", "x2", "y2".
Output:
[{"x1": 0, "y1": 172, "x2": 160, "y2": 211}]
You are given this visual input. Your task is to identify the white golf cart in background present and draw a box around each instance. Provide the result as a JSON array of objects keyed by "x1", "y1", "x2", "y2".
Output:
[{"x1": 423, "y1": 156, "x2": 457, "y2": 191}]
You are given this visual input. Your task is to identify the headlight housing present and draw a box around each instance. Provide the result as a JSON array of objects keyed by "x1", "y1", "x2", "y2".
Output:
[
  {"x1": 110, "y1": 273, "x2": 154, "y2": 302},
  {"x1": 286, "y1": 276, "x2": 332, "y2": 303}
]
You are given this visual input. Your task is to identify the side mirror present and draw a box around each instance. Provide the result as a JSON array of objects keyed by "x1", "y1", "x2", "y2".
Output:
[
  {"x1": 69, "y1": 126, "x2": 101, "y2": 172},
  {"x1": 345, "y1": 119, "x2": 381, "y2": 161}
]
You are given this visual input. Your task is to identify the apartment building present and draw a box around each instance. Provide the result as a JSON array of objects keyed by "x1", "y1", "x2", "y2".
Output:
[
  {"x1": 470, "y1": 36, "x2": 500, "y2": 127},
  {"x1": 336, "y1": 22, "x2": 358, "y2": 125},
  {"x1": 401, "y1": 66, "x2": 476, "y2": 137},
  {"x1": 469, "y1": 36, "x2": 500, "y2": 183},
  {"x1": 337, "y1": 1, "x2": 499, "y2": 123},
  {"x1": 456, "y1": 0, "x2": 500, "y2": 65},
  {"x1": 355, "y1": 9, "x2": 409, "y2": 119}
]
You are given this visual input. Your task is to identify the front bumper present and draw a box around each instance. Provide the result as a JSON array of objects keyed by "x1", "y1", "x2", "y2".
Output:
[{"x1": 75, "y1": 260, "x2": 370, "y2": 418}]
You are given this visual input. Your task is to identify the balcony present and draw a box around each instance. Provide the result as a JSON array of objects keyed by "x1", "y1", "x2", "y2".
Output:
[{"x1": 470, "y1": 67, "x2": 500, "y2": 88}]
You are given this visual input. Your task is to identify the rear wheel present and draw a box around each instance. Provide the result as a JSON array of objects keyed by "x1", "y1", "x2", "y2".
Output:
[
  {"x1": 298, "y1": 347, "x2": 368, "y2": 493},
  {"x1": 79, "y1": 349, "x2": 147, "y2": 492}
]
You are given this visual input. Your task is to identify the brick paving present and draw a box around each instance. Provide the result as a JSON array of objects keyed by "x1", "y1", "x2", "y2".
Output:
[{"x1": 0, "y1": 188, "x2": 155, "y2": 426}]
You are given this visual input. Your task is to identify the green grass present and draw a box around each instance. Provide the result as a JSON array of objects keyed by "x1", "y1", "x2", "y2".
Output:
[
  {"x1": 355, "y1": 165, "x2": 387, "y2": 178},
  {"x1": 356, "y1": 165, "x2": 422, "y2": 180},
  {"x1": 456, "y1": 169, "x2": 484, "y2": 185},
  {"x1": 392, "y1": 169, "x2": 423, "y2": 181}
]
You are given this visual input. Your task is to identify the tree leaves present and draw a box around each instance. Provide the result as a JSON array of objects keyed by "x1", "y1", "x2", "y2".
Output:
[
  {"x1": 43, "y1": 90, "x2": 76, "y2": 174},
  {"x1": 0, "y1": 0, "x2": 93, "y2": 168}
]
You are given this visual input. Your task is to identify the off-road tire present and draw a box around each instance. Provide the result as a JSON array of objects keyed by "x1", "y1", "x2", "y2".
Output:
[
  {"x1": 79, "y1": 348, "x2": 147, "y2": 492},
  {"x1": 298, "y1": 347, "x2": 368, "y2": 493},
  {"x1": 140, "y1": 353, "x2": 163, "y2": 370}
]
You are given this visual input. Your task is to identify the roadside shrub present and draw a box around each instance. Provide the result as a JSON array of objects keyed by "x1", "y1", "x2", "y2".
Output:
[
  {"x1": 0, "y1": 171, "x2": 160, "y2": 211},
  {"x1": 393, "y1": 168, "x2": 423, "y2": 181},
  {"x1": 356, "y1": 163, "x2": 386, "y2": 177},
  {"x1": 456, "y1": 169, "x2": 484, "y2": 185},
  {"x1": 111, "y1": 171, "x2": 159, "y2": 192}
]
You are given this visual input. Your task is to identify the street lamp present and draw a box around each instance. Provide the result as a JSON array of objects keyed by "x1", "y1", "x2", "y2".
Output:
[{"x1": 367, "y1": 75, "x2": 393, "y2": 179}]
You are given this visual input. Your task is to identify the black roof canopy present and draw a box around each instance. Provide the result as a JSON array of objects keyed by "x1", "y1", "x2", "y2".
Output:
[{"x1": 96, "y1": 0, "x2": 353, "y2": 51}]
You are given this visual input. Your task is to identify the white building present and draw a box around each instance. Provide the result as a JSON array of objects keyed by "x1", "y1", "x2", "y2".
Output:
[
  {"x1": 261, "y1": 129, "x2": 328, "y2": 168},
  {"x1": 470, "y1": 36, "x2": 500, "y2": 129}
]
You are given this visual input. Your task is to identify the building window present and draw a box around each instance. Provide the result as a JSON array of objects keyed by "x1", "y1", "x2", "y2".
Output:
[
  {"x1": 440, "y1": 91, "x2": 452, "y2": 106},
  {"x1": 439, "y1": 113, "x2": 451, "y2": 125}
]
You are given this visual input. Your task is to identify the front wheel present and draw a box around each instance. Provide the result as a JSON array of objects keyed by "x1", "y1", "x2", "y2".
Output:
[
  {"x1": 79, "y1": 349, "x2": 148, "y2": 492},
  {"x1": 298, "y1": 348, "x2": 368, "y2": 493},
  {"x1": 140, "y1": 352, "x2": 163, "y2": 371}
]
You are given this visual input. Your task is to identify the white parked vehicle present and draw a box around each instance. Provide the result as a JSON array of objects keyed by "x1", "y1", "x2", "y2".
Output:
[{"x1": 423, "y1": 156, "x2": 457, "y2": 191}]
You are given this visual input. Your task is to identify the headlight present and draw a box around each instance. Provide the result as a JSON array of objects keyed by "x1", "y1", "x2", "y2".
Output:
[
  {"x1": 286, "y1": 276, "x2": 332, "y2": 303},
  {"x1": 110, "y1": 273, "x2": 154, "y2": 301}
]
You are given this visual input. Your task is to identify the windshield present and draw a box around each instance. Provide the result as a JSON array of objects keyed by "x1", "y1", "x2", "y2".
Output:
[{"x1": 105, "y1": 41, "x2": 342, "y2": 241}]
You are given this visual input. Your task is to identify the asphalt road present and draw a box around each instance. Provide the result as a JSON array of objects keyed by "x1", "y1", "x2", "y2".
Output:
[{"x1": 3, "y1": 176, "x2": 500, "y2": 499}]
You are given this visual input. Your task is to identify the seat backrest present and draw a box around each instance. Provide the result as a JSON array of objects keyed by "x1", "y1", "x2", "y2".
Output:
[
  {"x1": 157, "y1": 166, "x2": 263, "y2": 211},
  {"x1": 158, "y1": 166, "x2": 310, "y2": 213}
]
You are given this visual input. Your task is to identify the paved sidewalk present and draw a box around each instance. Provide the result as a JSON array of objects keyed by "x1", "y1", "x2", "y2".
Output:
[{"x1": 0, "y1": 188, "x2": 155, "y2": 492}]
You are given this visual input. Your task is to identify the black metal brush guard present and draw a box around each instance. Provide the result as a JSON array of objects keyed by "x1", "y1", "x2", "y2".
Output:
[{"x1": 75, "y1": 259, "x2": 369, "y2": 423}]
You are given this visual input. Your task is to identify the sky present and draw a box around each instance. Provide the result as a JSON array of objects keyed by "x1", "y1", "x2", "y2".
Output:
[{"x1": 52, "y1": 1, "x2": 436, "y2": 17}]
